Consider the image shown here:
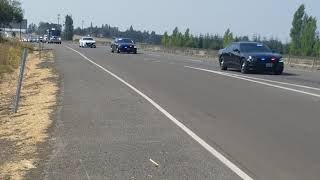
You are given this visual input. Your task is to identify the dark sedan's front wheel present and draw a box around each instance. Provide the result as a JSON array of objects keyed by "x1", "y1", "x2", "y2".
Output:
[
  {"x1": 220, "y1": 57, "x2": 227, "y2": 71},
  {"x1": 241, "y1": 60, "x2": 249, "y2": 74}
]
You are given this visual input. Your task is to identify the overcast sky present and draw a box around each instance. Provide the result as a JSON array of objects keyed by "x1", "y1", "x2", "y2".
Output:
[{"x1": 20, "y1": 0, "x2": 320, "y2": 41}]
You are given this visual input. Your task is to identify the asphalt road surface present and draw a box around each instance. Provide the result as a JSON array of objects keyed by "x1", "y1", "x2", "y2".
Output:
[{"x1": 44, "y1": 43, "x2": 320, "y2": 180}]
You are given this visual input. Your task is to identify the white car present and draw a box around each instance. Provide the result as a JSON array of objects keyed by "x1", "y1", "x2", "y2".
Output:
[{"x1": 79, "y1": 37, "x2": 96, "y2": 48}]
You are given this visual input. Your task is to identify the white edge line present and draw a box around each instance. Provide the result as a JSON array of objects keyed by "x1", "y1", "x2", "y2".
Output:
[
  {"x1": 210, "y1": 69, "x2": 320, "y2": 91},
  {"x1": 79, "y1": 159, "x2": 91, "y2": 180},
  {"x1": 185, "y1": 66, "x2": 320, "y2": 98},
  {"x1": 65, "y1": 46, "x2": 254, "y2": 180},
  {"x1": 149, "y1": 158, "x2": 160, "y2": 166}
]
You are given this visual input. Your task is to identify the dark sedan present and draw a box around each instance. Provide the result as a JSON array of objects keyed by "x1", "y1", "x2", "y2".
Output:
[
  {"x1": 111, "y1": 38, "x2": 137, "y2": 54},
  {"x1": 218, "y1": 42, "x2": 284, "y2": 75}
]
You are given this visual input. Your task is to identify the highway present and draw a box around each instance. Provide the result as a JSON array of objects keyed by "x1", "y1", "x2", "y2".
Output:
[{"x1": 45, "y1": 43, "x2": 320, "y2": 180}]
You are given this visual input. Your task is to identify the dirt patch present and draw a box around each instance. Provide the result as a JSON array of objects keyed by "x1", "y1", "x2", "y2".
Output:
[{"x1": 0, "y1": 50, "x2": 58, "y2": 180}]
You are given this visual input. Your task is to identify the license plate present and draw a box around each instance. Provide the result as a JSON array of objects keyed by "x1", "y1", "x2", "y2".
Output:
[{"x1": 266, "y1": 63, "x2": 273, "y2": 68}]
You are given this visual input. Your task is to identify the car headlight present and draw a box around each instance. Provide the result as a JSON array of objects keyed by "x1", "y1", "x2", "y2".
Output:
[
  {"x1": 247, "y1": 56, "x2": 254, "y2": 62},
  {"x1": 279, "y1": 58, "x2": 284, "y2": 63},
  {"x1": 58, "y1": 37, "x2": 61, "y2": 41}
]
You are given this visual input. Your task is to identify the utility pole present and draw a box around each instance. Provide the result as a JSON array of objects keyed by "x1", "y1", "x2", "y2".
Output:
[
  {"x1": 82, "y1": 20, "x2": 84, "y2": 35},
  {"x1": 58, "y1": 14, "x2": 61, "y2": 28}
]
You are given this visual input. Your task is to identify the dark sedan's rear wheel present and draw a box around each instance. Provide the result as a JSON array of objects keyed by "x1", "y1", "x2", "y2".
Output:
[
  {"x1": 220, "y1": 57, "x2": 227, "y2": 70},
  {"x1": 241, "y1": 60, "x2": 249, "y2": 74},
  {"x1": 274, "y1": 67, "x2": 284, "y2": 75}
]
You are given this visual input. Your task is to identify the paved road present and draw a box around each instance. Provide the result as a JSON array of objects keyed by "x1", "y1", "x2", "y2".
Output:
[{"x1": 45, "y1": 43, "x2": 320, "y2": 180}]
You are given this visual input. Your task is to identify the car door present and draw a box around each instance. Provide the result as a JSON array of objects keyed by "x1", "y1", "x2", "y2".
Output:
[
  {"x1": 232, "y1": 44, "x2": 242, "y2": 68},
  {"x1": 222, "y1": 44, "x2": 232, "y2": 67},
  {"x1": 227, "y1": 44, "x2": 236, "y2": 68}
]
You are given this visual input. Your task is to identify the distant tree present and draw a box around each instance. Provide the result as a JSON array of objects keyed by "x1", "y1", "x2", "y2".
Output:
[
  {"x1": 64, "y1": 15, "x2": 74, "y2": 40},
  {"x1": 223, "y1": 29, "x2": 233, "y2": 47},
  {"x1": 37, "y1": 22, "x2": 61, "y2": 35},
  {"x1": 0, "y1": 0, "x2": 23, "y2": 27},
  {"x1": 290, "y1": 4, "x2": 305, "y2": 55},
  {"x1": 27, "y1": 23, "x2": 37, "y2": 34},
  {"x1": 300, "y1": 15, "x2": 317, "y2": 56}
]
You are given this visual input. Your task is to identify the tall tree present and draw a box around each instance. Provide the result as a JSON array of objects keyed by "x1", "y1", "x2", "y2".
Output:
[
  {"x1": 300, "y1": 16, "x2": 317, "y2": 56},
  {"x1": 162, "y1": 32, "x2": 169, "y2": 47},
  {"x1": 0, "y1": 0, "x2": 23, "y2": 27},
  {"x1": 27, "y1": 23, "x2": 37, "y2": 34},
  {"x1": 184, "y1": 28, "x2": 190, "y2": 46},
  {"x1": 64, "y1": 15, "x2": 74, "y2": 40},
  {"x1": 290, "y1": 4, "x2": 305, "y2": 55},
  {"x1": 223, "y1": 28, "x2": 233, "y2": 47}
]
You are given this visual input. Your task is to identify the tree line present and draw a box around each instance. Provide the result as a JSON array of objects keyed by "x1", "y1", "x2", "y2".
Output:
[
  {"x1": 161, "y1": 4, "x2": 319, "y2": 57},
  {"x1": 0, "y1": 0, "x2": 23, "y2": 39},
  {"x1": 161, "y1": 27, "x2": 289, "y2": 54},
  {"x1": 74, "y1": 24, "x2": 162, "y2": 44},
  {"x1": 27, "y1": 15, "x2": 74, "y2": 41}
]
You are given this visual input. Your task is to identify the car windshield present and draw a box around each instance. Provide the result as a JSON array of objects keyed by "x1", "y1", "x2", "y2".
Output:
[
  {"x1": 240, "y1": 43, "x2": 272, "y2": 53},
  {"x1": 117, "y1": 39, "x2": 133, "y2": 43},
  {"x1": 83, "y1": 38, "x2": 93, "y2": 40}
]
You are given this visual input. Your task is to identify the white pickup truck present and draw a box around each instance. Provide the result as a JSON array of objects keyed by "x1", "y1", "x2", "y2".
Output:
[{"x1": 79, "y1": 37, "x2": 96, "y2": 48}]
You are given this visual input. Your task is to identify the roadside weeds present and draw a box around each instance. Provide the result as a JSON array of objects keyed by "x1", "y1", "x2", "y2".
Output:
[{"x1": 0, "y1": 50, "x2": 58, "y2": 180}]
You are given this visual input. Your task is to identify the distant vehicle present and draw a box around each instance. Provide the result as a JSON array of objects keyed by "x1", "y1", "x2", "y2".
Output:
[
  {"x1": 43, "y1": 35, "x2": 48, "y2": 43},
  {"x1": 79, "y1": 37, "x2": 96, "y2": 48},
  {"x1": 47, "y1": 28, "x2": 62, "y2": 44},
  {"x1": 111, "y1": 38, "x2": 137, "y2": 54},
  {"x1": 218, "y1": 42, "x2": 284, "y2": 75}
]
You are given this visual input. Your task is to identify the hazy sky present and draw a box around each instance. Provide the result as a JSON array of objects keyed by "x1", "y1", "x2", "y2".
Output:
[{"x1": 20, "y1": 0, "x2": 320, "y2": 41}]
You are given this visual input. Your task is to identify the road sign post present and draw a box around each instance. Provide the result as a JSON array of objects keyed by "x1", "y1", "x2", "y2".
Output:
[{"x1": 13, "y1": 48, "x2": 28, "y2": 113}]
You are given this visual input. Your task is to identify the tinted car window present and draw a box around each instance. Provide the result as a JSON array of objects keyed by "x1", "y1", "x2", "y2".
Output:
[
  {"x1": 240, "y1": 43, "x2": 272, "y2": 53},
  {"x1": 117, "y1": 39, "x2": 134, "y2": 43},
  {"x1": 83, "y1": 38, "x2": 93, "y2": 40}
]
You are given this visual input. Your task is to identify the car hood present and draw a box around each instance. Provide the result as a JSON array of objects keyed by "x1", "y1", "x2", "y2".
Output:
[
  {"x1": 82, "y1": 40, "x2": 96, "y2": 43},
  {"x1": 118, "y1": 43, "x2": 135, "y2": 46},
  {"x1": 245, "y1": 52, "x2": 282, "y2": 58}
]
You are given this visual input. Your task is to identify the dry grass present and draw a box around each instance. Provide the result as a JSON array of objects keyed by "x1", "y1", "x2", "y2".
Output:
[
  {"x1": 0, "y1": 41, "x2": 34, "y2": 77},
  {"x1": 0, "y1": 50, "x2": 58, "y2": 180}
]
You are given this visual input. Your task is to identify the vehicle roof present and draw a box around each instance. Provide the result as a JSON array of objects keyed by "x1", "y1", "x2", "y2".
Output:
[
  {"x1": 233, "y1": 41, "x2": 263, "y2": 44},
  {"x1": 116, "y1": 38, "x2": 133, "y2": 40}
]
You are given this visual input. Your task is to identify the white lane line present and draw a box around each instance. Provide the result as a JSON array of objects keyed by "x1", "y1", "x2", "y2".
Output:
[
  {"x1": 65, "y1": 46, "x2": 254, "y2": 180},
  {"x1": 79, "y1": 159, "x2": 91, "y2": 180},
  {"x1": 186, "y1": 59, "x2": 203, "y2": 63},
  {"x1": 185, "y1": 66, "x2": 320, "y2": 98},
  {"x1": 149, "y1": 158, "x2": 160, "y2": 167},
  {"x1": 210, "y1": 70, "x2": 320, "y2": 91}
]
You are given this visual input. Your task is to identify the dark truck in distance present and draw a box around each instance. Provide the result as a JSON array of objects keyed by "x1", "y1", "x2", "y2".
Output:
[
  {"x1": 46, "y1": 28, "x2": 62, "y2": 44},
  {"x1": 218, "y1": 42, "x2": 284, "y2": 75},
  {"x1": 111, "y1": 38, "x2": 137, "y2": 54}
]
